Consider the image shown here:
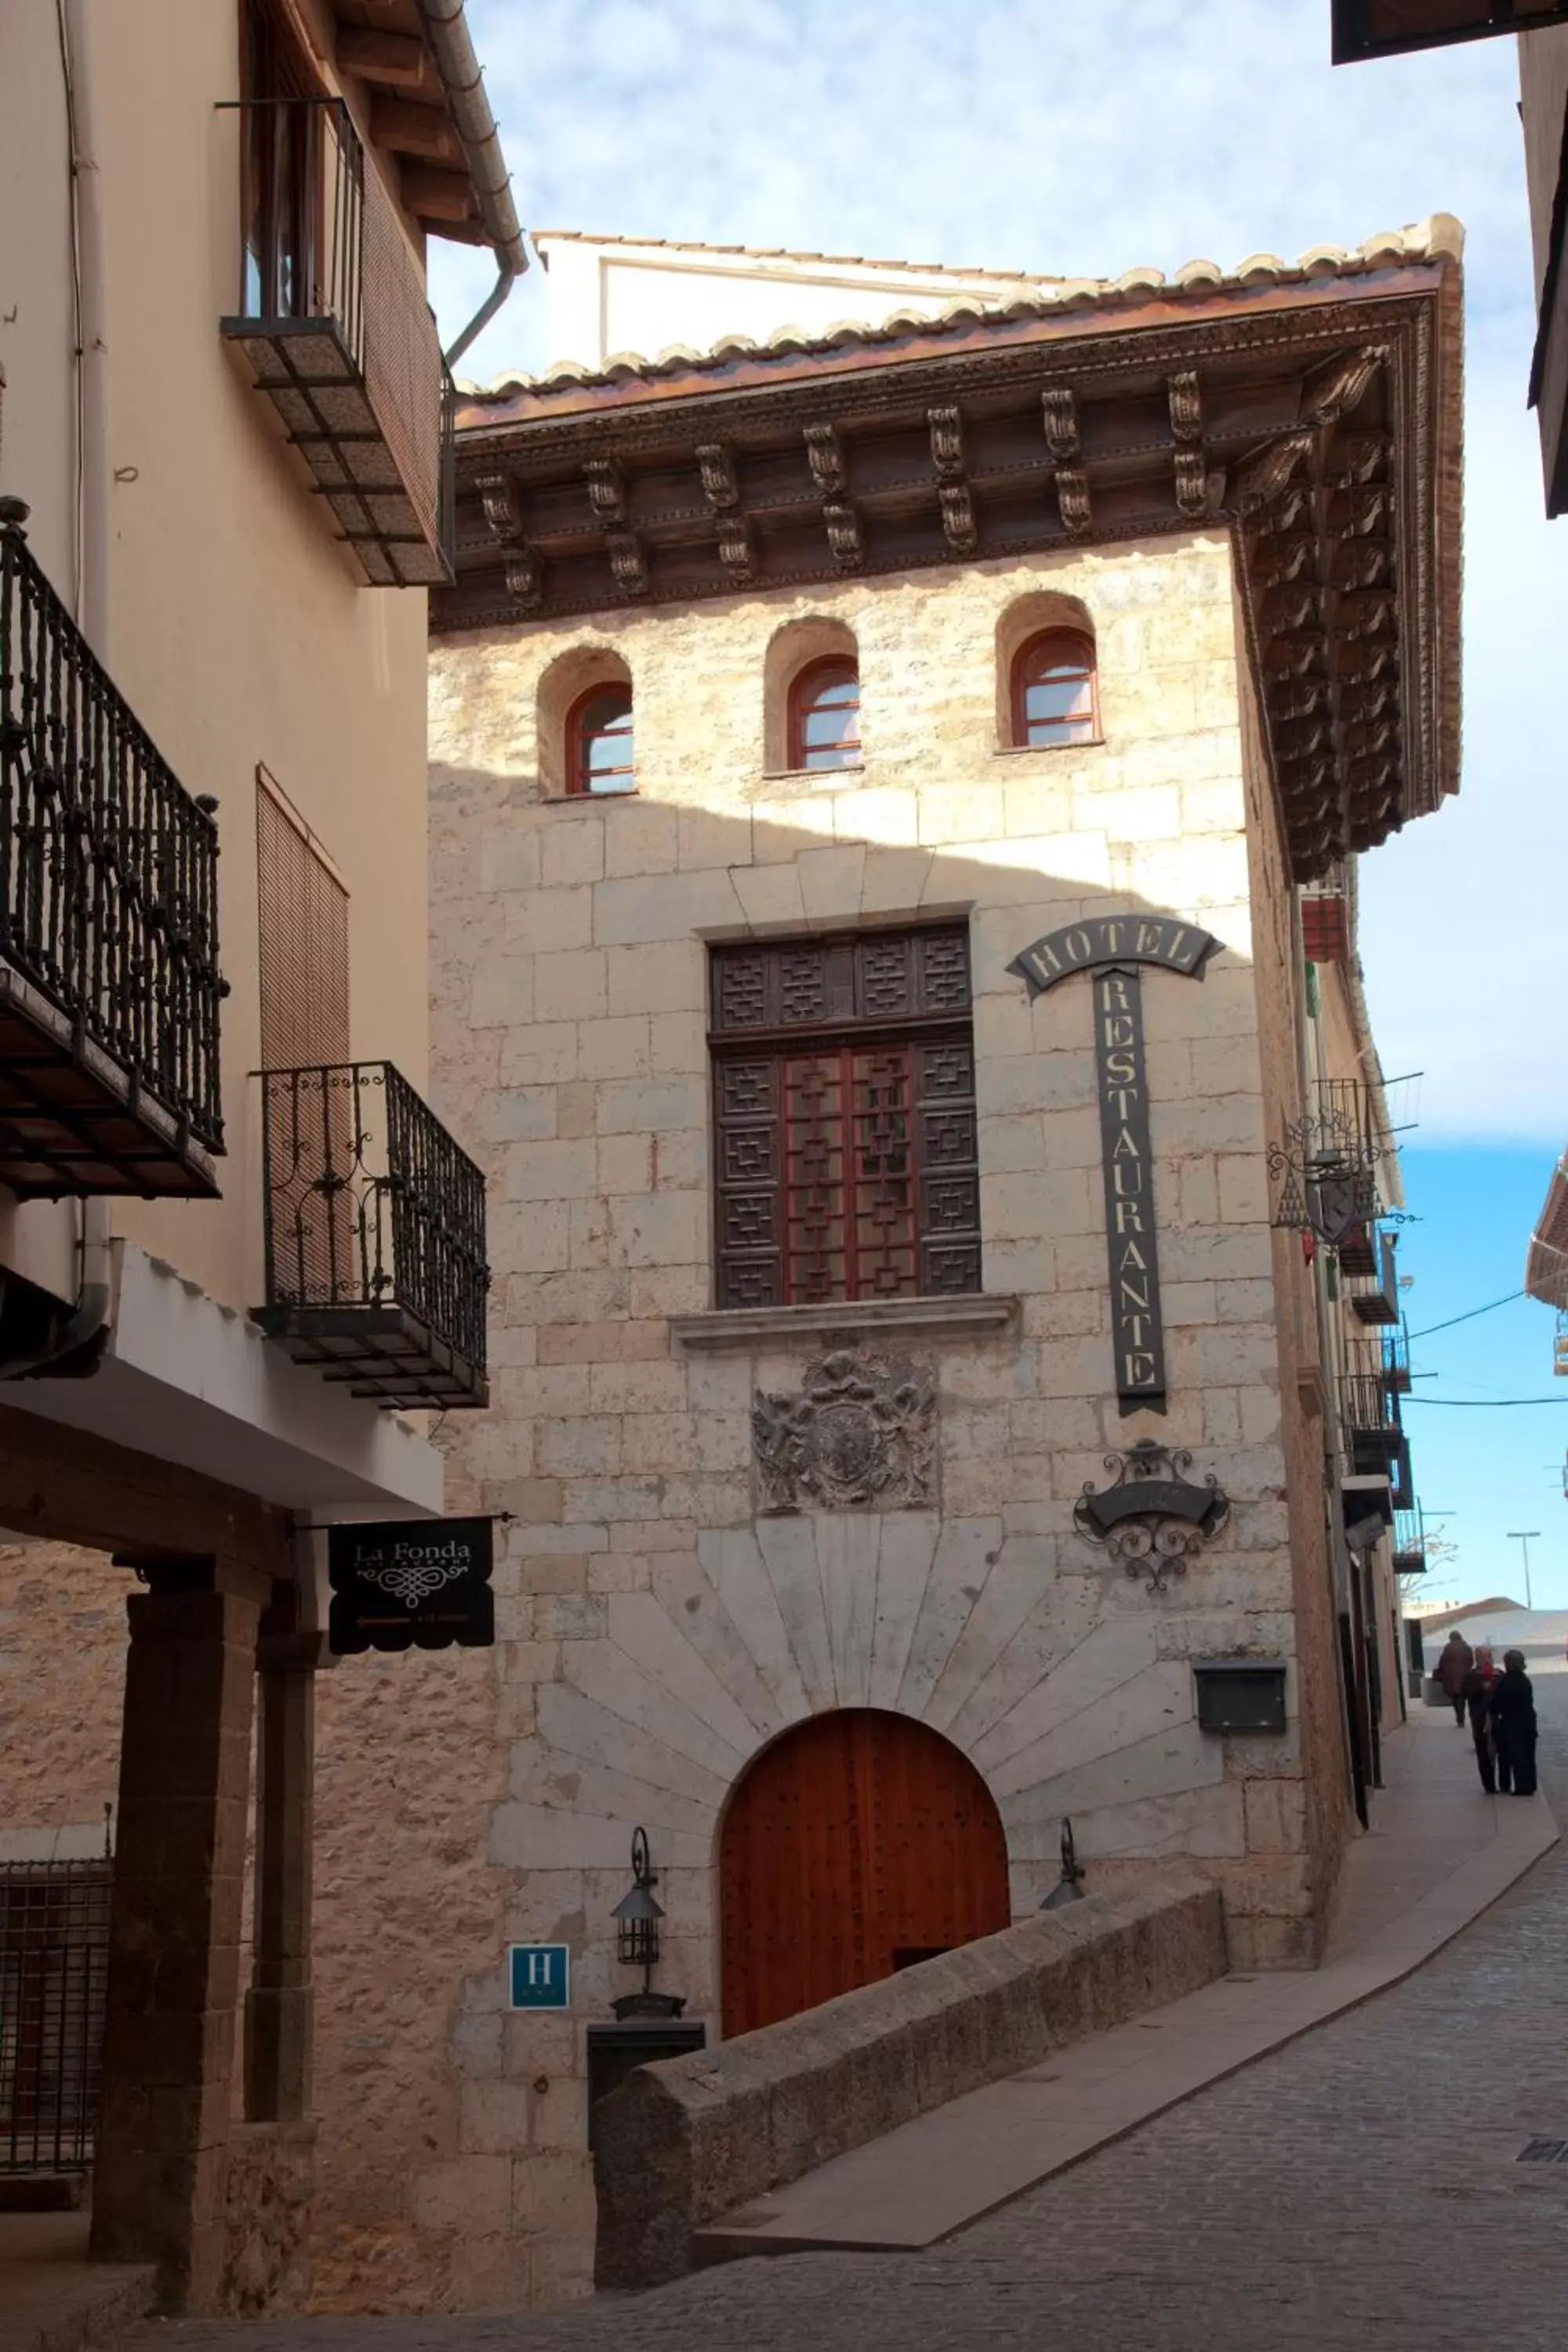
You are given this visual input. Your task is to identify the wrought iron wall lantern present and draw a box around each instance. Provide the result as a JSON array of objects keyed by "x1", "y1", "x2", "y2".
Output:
[
  {"x1": 610, "y1": 1828, "x2": 687, "y2": 2022},
  {"x1": 1040, "y1": 1817, "x2": 1087, "y2": 1911},
  {"x1": 1073, "y1": 1441, "x2": 1230, "y2": 1594}
]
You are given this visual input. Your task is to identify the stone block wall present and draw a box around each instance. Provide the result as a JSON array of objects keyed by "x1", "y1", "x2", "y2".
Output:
[
  {"x1": 411, "y1": 532, "x2": 1350, "y2": 2303},
  {"x1": 593, "y1": 1867, "x2": 1227, "y2": 2287}
]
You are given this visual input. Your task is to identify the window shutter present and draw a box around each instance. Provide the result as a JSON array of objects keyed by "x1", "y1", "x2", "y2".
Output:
[
  {"x1": 714, "y1": 1056, "x2": 784, "y2": 1308},
  {"x1": 256, "y1": 770, "x2": 352, "y2": 1307},
  {"x1": 256, "y1": 769, "x2": 350, "y2": 1069}
]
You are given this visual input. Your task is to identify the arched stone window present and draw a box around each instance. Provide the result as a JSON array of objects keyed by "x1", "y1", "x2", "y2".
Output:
[
  {"x1": 1010, "y1": 629, "x2": 1098, "y2": 750},
  {"x1": 764, "y1": 616, "x2": 862, "y2": 774},
  {"x1": 994, "y1": 591, "x2": 1100, "y2": 752},
  {"x1": 535, "y1": 644, "x2": 633, "y2": 798}
]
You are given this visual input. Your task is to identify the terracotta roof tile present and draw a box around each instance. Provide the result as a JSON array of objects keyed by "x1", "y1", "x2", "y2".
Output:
[{"x1": 460, "y1": 216, "x2": 1465, "y2": 400}]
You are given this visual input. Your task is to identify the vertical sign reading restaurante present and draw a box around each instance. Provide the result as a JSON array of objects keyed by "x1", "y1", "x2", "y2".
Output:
[{"x1": 1007, "y1": 917, "x2": 1221, "y2": 1414}]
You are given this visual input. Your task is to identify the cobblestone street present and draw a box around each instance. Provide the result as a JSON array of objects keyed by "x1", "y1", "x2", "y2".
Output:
[{"x1": 151, "y1": 1668, "x2": 1568, "y2": 2352}]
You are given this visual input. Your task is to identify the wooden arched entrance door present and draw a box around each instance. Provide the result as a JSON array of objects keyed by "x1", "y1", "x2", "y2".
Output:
[{"x1": 719, "y1": 1708, "x2": 1011, "y2": 2038}]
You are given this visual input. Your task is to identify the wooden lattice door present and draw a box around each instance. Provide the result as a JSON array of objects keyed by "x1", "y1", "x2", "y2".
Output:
[{"x1": 718, "y1": 1709, "x2": 1011, "y2": 2038}]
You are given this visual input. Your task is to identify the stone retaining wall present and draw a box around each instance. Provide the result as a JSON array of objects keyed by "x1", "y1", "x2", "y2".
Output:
[{"x1": 593, "y1": 1866, "x2": 1225, "y2": 2288}]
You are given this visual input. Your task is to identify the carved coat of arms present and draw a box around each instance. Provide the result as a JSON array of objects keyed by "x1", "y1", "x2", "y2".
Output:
[{"x1": 752, "y1": 1349, "x2": 936, "y2": 1514}]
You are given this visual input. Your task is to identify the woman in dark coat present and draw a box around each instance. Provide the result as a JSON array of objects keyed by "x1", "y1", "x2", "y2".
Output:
[
  {"x1": 1463, "y1": 1646, "x2": 1501, "y2": 1793},
  {"x1": 1490, "y1": 1650, "x2": 1539, "y2": 1797}
]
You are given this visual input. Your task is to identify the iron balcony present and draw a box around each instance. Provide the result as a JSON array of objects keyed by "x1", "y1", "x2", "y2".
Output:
[
  {"x1": 1339, "y1": 1368, "x2": 1403, "y2": 1479},
  {"x1": 0, "y1": 511, "x2": 225, "y2": 1198},
  {"x1": 1390, "y1": 1506, "x2": 1426, "y2": 1577},
  {"x1": 256, "y1": 1061, "x2": 488, "y2": 1409},
  {"x1": 220, "y1": 96, "x2": 456, "y2": 588},
  {"x1": 1345, "y1": 1227, "x2": 1400, "y2": 1327}
]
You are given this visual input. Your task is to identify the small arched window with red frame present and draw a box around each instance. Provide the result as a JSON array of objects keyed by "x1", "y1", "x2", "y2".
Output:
[
  {"x1": 789, "y1": 657, "x2": 862, "y2": 772},
  {"x1": 1010, "y1": 630, "x2": 1098, "y2": 750},
  {"x1": 568, "y1": 682, "x2": 635, "y2": 795}
]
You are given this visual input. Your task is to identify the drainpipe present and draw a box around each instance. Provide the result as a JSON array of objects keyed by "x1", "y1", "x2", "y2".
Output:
[
  {"x1": 2, "y1": 0, "x2": 113, "y2": 1381},
  {"x1": 412, "y1": 0, "x2": 528, "y2": 368}
]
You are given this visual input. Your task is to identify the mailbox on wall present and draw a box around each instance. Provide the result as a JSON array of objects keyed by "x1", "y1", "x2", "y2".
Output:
[{"x1": 1193, "y1": 1658, "x2": 1289, "y2": 1736}]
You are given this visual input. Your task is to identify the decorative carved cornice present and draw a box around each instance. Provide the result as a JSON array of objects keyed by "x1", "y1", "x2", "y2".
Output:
[
  {"x1": 1055, "y1": 468, "x2": 1091, "y2": 534},
  {"x1": 437, "y1": 261, "x2": 1462, "y2": 884},
  {"x1": 503, "y1": 552, "x2": 541, "y2": 611},
  {"x1": 584, "y1": 458, "x2": 627, "y2": 524},
  {"x1": 607, "y1": 531, "x2": 648, "y2": 595},
  {"x1": 474, "y1": 471, "x2": 520, "y2": 539},
  {"x1": 1167, "y1": 369, "x2": 1203, "y2": 442},
  {"x1": 822, "y1": 501, "x2": 864, "y2": 570},
  {"x1": 696, "y1": 441, "x2": 739, "y2": 508},
  {"x1": 1302, "y1": 344, "x2": 1386, "y2": 425},
  {"x1": 716, "y1": 514, "x2": 753, "y2": 581},
  {"x1": 1231, "y1": 430, "x2": 1316, "y2": 514},
  {"x1": 804, "y1": 421, "x2": 846, "y2": 494},
  {"x1": 939, "y1": 481, "x2": 978, "y2": 553},
  {"x1": 1174, "y1": 448, "x2": 1209, "y2": 519},
  {"x1": 928, "y1": 404, "x2": 965, "y2": 477}
]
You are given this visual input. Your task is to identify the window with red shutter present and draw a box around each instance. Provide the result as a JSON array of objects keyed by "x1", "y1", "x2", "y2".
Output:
[{"x1": 709, "y1": 927, "x2": 981, "y2": 1308}]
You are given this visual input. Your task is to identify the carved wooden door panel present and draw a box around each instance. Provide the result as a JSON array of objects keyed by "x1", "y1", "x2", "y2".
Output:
[{"x1": 719, "y1": 1708, "x2": 1011, "y2": 2039}]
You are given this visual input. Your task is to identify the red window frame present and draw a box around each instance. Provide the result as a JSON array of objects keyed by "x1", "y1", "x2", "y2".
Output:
[
  {"x1": 566, "y1": 681, "x2": 635, "y2": 796},
  {"x1": 1009, "y1": 629, "x2": 1099, "y2": 750},
  {"x1": 788, "y1": 656, "x2": 862, "y2": 772}
]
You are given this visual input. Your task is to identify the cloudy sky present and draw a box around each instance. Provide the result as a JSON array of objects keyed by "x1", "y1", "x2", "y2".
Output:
[{"x1": 427, "y1": 0, "x2": 1568, "y2": 1597}]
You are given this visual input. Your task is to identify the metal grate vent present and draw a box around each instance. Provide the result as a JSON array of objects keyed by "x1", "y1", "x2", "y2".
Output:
[{"x1": 1517, "y1": 2138, "x2": 1568, "y2": 2165}]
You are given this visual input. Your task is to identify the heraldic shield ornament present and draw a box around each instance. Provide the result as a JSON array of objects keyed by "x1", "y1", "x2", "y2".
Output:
[
  {"x1": 752, "y1": 1348, "x2": 936, "y2": 1513},
  {"x1": 1073, "y1": 1441, "x2": 1231, "y2": 1595}
]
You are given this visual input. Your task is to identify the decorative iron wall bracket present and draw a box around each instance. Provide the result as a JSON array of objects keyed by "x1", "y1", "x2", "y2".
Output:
[
  {"x1": 1073, "y1": 1441, "x2": 1230, "y2": 1594},
  {"x1": 1267, "y1": 1081, "x2": 1382, "y2": 1246}
]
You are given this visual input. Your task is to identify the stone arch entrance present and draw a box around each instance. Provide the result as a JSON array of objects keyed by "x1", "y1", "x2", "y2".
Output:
[{"x1": 718, "y1": 1708, "x2": 1012, "y2": 2038}]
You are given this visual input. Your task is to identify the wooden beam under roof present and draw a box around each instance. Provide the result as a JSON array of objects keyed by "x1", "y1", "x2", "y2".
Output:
[
  {"x1": 372, "y1": 93, "x2": 466, "y2": 163},
  {"x1": 338, "y1": 26, "x2": 433, "y2": 89},
  {"x1": 400, "y1": 162, "x2": 476, "y2": 223}
]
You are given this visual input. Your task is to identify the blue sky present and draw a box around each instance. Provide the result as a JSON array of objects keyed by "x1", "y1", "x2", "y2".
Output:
[{"x1": 426, "y1": 1, "x2": 1568, "y2": 1594}]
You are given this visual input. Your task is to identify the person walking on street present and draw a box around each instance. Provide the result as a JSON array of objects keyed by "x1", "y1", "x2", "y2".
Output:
[
  {"x1": 1490, "y1": 1650, "x2": 1539, "y2": 1798},
  {"x1": 1463, "y1": 1645, "x2": 1501, "y2": 1794},
  {"x1": 1434, "y1": 1628, "x2": 1475, "y2": 1726}
]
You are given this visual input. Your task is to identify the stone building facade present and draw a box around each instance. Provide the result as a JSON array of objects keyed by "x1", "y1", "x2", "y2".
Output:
[{"x1": 319, "y1": 227, "x2": 1460, "y2": 2306}]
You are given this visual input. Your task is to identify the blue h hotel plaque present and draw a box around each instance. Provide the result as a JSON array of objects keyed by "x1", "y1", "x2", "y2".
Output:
[
  {"x1": 510, "y1": 1944, "x2": 572, "y2": 2010},
  {"x1": 1007, "y1": 918, "x2": 1223, "y2": 1416}
]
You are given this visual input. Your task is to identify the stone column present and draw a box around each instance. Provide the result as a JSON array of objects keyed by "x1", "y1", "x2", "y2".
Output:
[
  {"x1": 90, "y1": 1556, "x2": 268, "y2": 2312},
  {"x1": 245, "y1": 1628, "x2": 323, "y2": 2123}
]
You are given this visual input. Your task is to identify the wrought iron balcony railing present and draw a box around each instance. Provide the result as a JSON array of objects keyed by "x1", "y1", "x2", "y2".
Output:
[
  {"x1": 1340, "y1": 1367, "x2": 1403, "y2": 1478},
  {"x1": 220, "y1": 96, "x2": 455, "y2": 587},
  {"x1": 1345, "y1": 1226, "x2": 1400, "y2": 1326},
  {"x1": 1390, "y1": 1506, "x2": 1426, "y2": 1578},
  {"x1": 256, "y1": 1062, "x2": 488, "y2": 1408},
  {"x1": 0, "y1": 510, "x2": 224, "y2": 1198},
  {"x1": 1381, "y1": 1319, "x2": 1412, "y2": 1394}
]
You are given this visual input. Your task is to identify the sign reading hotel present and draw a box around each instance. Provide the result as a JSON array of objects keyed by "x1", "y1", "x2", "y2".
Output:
[{"x1": 1007, "y1": 917, "x2": 1222, "y2": 1415}]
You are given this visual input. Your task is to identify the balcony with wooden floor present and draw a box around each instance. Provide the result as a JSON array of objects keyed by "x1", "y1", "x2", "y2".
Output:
[
  {"x1": 220, "y1": 96, "x2": 454, "y2": 588},
  {"x1": 0, "y1": 509, "x2": 225, "y2": 1200},
  {"x1": 256, "y1": 1061, "x2": 488, "y2": 1409}
]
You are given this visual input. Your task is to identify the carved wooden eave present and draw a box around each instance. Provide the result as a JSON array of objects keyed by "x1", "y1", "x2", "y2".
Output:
[{"x1": 435, "y1": 223, "x2": 1464, "y2": 880}]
